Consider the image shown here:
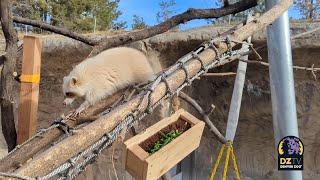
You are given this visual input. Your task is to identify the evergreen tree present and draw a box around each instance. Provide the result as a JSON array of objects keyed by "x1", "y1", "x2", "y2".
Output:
[
  {"x1": 12, "y1": 0, "x2": 124, "y2": 33},
  {"x1": 132, "y1": 15, "x2": 147, "y2": 30},
  {"x1": 156, "y1": 0, "x2": 176, "y2": 23},
  {"x1": 112, "y1": 21, "x2": 127, "y2": 30}
]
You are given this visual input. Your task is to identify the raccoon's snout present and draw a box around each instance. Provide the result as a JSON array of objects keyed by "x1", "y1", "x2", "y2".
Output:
[{"x1": 65, "y1": 92, "x2": 76, "y2": 98}]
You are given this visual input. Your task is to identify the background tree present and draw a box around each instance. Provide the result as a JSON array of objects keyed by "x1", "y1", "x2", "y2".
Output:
[
  {"x1": 112, "y1": 21, "x2": 127, "y2": 30},
  {"x1": 294, "y1": 0, "x2": 320, "y2": 20},
  {"x1": 156, "y1": 0, "x2": 176, "y2": 23},
  {"x1": 12, "y1": 0, "x2": 123, "y2": 33},
  {"x1": 131, "y1": 15, "x2": 147, "y2": 30}
]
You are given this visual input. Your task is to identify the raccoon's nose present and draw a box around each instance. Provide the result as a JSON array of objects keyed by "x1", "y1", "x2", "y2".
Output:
[{"x1": 63, "y1": 102, "x2": 67, "y2": 106}]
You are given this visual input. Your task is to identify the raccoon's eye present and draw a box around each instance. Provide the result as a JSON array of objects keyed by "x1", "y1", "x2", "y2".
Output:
[{"x1": 65, "y1": 92, "x2": 75, "y2": 97}]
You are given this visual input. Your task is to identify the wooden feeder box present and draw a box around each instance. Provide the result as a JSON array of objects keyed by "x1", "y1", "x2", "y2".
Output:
[{"x1": 124, "y1": 109, "x2": 205, "y2": 180}]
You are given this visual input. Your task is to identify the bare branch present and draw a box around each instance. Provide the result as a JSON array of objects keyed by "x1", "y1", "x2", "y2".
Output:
[
  {"x1": 12, "y1": 16, "x2": 98, "y2": 46},
  {"x1": 203, "y1": 72, "x2": 237, "y2": 76},
  {"x1": 241, "y1": 59, "x2": 320, "y2": 72},
  {"x1": 291, "y1": 26, "x2": 320, "y2": 39},
  {"x1": 179, "y1": 92, "x2": 227, "y2": 144},
  {"x1": 241, "y1": 59, "x2": 319, "y2": 80},
  {"x1": 255, "y1": 25, "x2": 320, "y2": 51}
]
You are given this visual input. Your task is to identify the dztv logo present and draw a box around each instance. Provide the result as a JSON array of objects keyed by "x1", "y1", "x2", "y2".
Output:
[{"x1": 278, "y1": 136, "x2": 303, "y2": 170}]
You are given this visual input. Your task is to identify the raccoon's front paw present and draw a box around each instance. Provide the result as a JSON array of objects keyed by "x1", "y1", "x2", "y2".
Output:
[{"x1": 71, "y1": 106, "x2": 86, "y2": 117}]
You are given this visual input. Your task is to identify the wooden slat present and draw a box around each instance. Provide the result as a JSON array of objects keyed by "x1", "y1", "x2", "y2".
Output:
[
  {"x1": 17, "y1": 36, "x2": 42, "y2": 144},
  {"x1": 124, "y1": 109, "x2": 186, "y2": 148},
  {"x1": 126, "y1": 145, "x2": 149, "y2": 179}
]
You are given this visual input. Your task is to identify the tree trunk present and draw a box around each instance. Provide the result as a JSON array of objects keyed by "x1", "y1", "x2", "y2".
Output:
[
  {"x1": 309, "y1": 0, "x2": 314, "y2": 19},
  {"x1": 0, "y1": 0, "x2": 18, "y2": 151}
]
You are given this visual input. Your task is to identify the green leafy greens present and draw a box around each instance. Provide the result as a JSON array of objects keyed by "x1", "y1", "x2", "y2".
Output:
[{"x1": 148, "y1": 130, "x2": 182, "y2": 154}]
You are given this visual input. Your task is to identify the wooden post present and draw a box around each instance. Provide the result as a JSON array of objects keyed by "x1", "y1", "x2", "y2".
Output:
[{"x1": 17, "y1": 36, "x2": 42, "y2": 144}]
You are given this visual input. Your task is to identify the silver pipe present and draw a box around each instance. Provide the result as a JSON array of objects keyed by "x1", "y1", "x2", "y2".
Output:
[{"x1": 265, "y1": 0, "x2": 302, "y2": 179}]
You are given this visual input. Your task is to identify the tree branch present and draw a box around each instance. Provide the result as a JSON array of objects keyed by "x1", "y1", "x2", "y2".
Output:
[
  {"x1": 241, "y1": 59, "x2": 320, "y2": 80},
  {"x1": 179, "y1": 92, "x2": 227, "y2": 144},
  {"x1": 255, "y1": 25, "x2": 320, "y2": 51},
  {"x1": 203, "y1": 72, "x2": 237, "y2": 76},
  {"x1": 12, "y1": 16, "x2": 98, "y2": 46}
]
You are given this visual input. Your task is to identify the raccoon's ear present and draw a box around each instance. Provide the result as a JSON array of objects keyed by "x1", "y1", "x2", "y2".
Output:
[{"x1": 71, "y1": 77, "x2": 78, "y2": 85}]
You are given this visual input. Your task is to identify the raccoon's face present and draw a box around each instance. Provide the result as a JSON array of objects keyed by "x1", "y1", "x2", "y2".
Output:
[{"x1": 62, "y1": 76, "x2": 85, "y2": 106}]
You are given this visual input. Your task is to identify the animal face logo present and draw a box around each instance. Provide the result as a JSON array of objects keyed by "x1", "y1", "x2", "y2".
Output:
[
  {"x1": 278, "y1": 137, "x2": 303, "y2": 156},
  {"x1": 278, "y1": 136, "x2": 303, "y2": 170}
]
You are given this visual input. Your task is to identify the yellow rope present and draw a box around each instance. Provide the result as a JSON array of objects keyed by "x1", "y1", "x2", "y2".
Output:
[
  {"x1": 209, "y1": 141, "x2": 241, "y2": 180},
  {"x1": 231, "y1": 146, "x2": 241, "y2": 180},
  {"x1": 222, "y1": 144, "x2": 231, "y2": 180},
  {"x1": 20, "y1": 74, "x2": 40, "y2": 83},
  {"x1": 209, "y1": 144, "x2": 225, "y2": 180}
]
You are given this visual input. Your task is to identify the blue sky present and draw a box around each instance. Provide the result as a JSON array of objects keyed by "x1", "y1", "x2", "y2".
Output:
[{"x1": 117, "y1": 0, "x2": 301, "y2": 30}]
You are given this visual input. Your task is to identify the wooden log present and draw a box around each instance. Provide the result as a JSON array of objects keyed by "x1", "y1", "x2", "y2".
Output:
[
  {"x1": 14, "y1": 0, "x2": 293, "y2": 177},
  {"x1": 0, "y1": 90, "x2": 126, "y2": 172},
  {"x1": 17, "y1": 36, "x2": 42, "y2": 144}
]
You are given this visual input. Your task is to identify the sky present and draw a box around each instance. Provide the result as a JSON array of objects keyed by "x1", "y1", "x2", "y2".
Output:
[{"x1": 117, "y1": 0, "x2": 302, "y2": 30}]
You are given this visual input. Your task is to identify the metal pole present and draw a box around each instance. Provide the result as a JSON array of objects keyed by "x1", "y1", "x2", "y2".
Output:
[
  {"x1": 265, "y1": 0, "x2": 302, "y2": 180},
  {"x1": 225, "y1": 13, "x2": 252, "y2": 141}
]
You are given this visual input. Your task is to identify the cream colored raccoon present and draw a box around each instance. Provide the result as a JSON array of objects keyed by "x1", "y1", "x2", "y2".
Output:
[{"x1": 62, "y1": 47, "x2": 155, "y2": 115}]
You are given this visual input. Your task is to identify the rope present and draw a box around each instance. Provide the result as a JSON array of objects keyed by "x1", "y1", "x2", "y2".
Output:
[
  {"x1": 231, "y1": 146, "x2": 241, "y2": 180},
  {"x1": 222, "y1": 143, "x2": 231, "y2": 180},
  {"x1": 209, "y1": 141, "x2": 240, "y2": 180},
  {"x1": 209, "y1": 144, "x2": 225, "y2": 180}
]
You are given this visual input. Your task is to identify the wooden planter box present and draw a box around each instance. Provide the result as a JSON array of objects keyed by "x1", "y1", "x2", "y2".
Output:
[{"x1": 124, "y1": 109, "x2": 205, "y2": 180}]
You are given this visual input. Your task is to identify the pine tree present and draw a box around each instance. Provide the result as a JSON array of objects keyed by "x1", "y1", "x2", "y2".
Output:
[
  {"x1": 12, "y1": 0, "x2": 124, "y2": 33},
  {"x1": 132, "y1": 15, "x2": 147, "y2": 30},
  {"x1": 156, "y1": 0, "x2": 176, "y2": 23}
]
